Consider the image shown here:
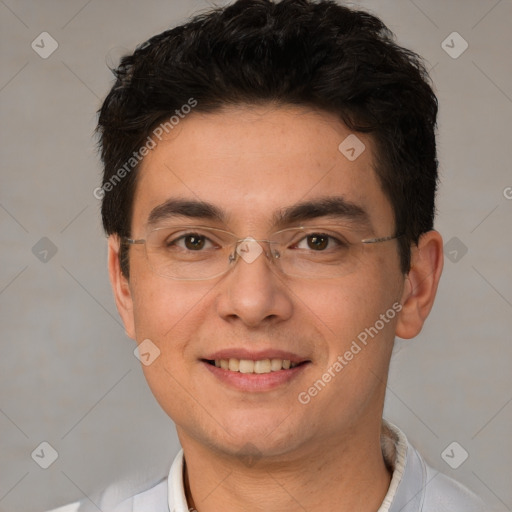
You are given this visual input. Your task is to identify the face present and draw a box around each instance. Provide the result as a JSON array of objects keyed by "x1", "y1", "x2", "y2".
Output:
[{"x1": 110, "y1": 105, "x2": 410, "y2": 460}]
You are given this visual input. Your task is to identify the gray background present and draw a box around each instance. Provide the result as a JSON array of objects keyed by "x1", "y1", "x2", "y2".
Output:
[{"x1": 1, "y1": 0, "x2": 511, "y2": 511}]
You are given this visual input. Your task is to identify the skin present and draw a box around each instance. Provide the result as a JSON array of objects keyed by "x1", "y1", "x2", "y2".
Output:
[{"x1": 108, "y1": 105, "x2": 444, "y2": 512}]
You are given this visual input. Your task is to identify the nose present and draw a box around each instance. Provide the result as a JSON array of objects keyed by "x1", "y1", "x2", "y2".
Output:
[{"x1": 216, "y1": 238, "x2": 293, "y2": 328}]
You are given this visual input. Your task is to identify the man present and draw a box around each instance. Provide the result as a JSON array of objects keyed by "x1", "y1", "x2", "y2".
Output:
[{"x1": 54, "y1": 0, "x2": 486, "y2": 510}]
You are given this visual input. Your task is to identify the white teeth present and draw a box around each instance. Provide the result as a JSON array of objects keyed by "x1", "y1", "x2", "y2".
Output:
[
  {"x1": 213, "y1": 358, "x2": 298, "y2": 374},
  {"x1": 239, "y1": 359, "x2": 254, "y2": 373},
  {"x1": 254, "y1": 359, "x2": 271, "y2": 374},
  {"x1": 271, "y1": 358, "x2": 283, "y2": 371},
  {"x1": 228, "y1": 358, "x2": 240, "y2": 371}
]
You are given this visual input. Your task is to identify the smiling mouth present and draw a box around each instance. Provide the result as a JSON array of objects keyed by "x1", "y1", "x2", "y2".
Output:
[{"x1": 204, "y1": 358, "x2": 308, "y2": 374}]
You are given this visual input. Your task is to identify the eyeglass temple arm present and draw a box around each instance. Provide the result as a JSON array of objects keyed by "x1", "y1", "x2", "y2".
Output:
[
  {"x1": 123, "y1": 238, "x2": 146, "y2": 245},
  {"x1": 362, "y1": 234, "x2": 403, "y2": 244}
]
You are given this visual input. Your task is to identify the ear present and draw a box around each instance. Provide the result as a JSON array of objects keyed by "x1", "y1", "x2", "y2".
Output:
[
  {"x1": 107, "y1": 235, "x2": 136, "y2": 340},
  {"x1": 395, "y1": 230, "x2": 444, "y2": 339}
]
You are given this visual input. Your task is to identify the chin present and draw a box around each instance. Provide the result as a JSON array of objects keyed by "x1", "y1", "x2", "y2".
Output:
[
  {"x1": 181, "y1": 409, "x2": 307, "y2": 458},
  {"x1": 228, "y1": 416, "x2": 311, "y2": 457},
  {"x1": 212, "y1": 433, "x2": 304, "y2": 463}
]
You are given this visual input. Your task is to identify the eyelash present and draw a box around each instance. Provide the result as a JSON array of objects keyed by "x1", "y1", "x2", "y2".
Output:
[
  {"x1": 167, "y1": 232, "x2": 348, "y2": 251},
  {"x1": 293, "y1": 233, "x2": 347, "y2": 250}
]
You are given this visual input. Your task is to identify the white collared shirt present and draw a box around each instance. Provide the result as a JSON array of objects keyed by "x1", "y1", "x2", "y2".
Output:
[{"x1": 49, "y1": 422, "x2": 486, "y2": 512}]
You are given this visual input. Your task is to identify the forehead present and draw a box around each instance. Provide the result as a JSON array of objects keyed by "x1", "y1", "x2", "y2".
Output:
[{"x1": 132, "y1": 105, "x2": 394, "y2": 234}]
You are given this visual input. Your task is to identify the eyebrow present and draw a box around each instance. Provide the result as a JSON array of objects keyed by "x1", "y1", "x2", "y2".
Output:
[
  {"x1": 146, "y1": 196, "x2": 372, "y2": 231},
  {"x1": 147, "y1": 198, "x2": 228, "y2": 227},
  {"x1": 272, "y1": 196, "x2": 372, "y2": 230}
]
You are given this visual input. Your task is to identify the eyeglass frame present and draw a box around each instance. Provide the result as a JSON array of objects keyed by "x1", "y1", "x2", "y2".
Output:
[{"x1": 121, "y1": 224, "x2": 403, "y2": 281}]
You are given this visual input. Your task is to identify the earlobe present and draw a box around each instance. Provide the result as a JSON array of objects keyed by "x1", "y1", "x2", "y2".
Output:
[
  {"x1": 395, "y1": 230, "x2": 444, "y2": 339},
  {"x1": 107, "y1": 235, "x2": 136, "y2": 340}
]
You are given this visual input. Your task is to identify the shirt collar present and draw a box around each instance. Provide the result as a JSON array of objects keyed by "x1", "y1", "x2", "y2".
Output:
[
  {"x1": 168, "y1": 449, "x2": 188, "y2": 512},
  {"x1": 168, "y1": 420, "x2": 410, "y2": 512},
  {"x1": 377, "y1": 421, "x2": 409, "y2": 512}
]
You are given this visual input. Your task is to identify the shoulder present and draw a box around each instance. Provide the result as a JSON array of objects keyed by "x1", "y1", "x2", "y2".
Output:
[
  {"x1": 421, "y1": 464, "x2": 487, "y2": 512},
  {"x1": 404, "y1": 440, "x2": 486, "y2": 511},
  {"x1": 46, "y1": 504, "x2": 80, "y2": 512},
  {"x1": 46, "y1": 451, "x2": 183, "y2": 512},
  {"x1": 46, "y1": 477, "x2": 168, "y2": 512},
  {"x1": 385, "y1": 423, "x2": 487, "y2": 512}
]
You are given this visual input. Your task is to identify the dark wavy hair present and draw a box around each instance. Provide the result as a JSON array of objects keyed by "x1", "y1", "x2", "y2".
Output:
[{"x1": 97, "y1": 0, "x2": 438, "y2": 276}]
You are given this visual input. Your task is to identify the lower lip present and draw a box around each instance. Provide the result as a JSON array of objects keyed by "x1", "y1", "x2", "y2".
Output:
[{"x1": 203, "y1": 361, "x2": 309, "y2": 392}]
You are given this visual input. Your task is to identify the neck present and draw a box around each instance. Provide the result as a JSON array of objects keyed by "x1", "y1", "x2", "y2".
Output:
[{"x1": 180, "y1": 421, "x2": 392, "y2": 512}]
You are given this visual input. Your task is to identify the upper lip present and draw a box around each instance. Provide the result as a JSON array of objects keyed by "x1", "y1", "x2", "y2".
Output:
[{"x1": 203, "y1": 349, "x2": 310, "y2": 364}]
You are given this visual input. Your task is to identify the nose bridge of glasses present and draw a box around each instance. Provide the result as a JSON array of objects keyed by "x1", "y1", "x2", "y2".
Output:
[{"x1": 233, "y1": 236, "x2": 273, "y2": 265}]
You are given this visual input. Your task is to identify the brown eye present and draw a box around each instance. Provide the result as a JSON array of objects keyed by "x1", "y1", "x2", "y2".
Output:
[
  {"x1": 161, "y1": 230, "x2": 217, "y2": 252},
  {"x1": 306, "y1": 234, "x2": 329, "y2": 250},
  {"x1": 184, "y1": 234, "x2": 206, "y2": 250}
]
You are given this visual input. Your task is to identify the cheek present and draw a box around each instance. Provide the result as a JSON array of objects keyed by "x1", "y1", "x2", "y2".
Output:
[
  {"x1": 130, "y1": 277, "x2": 212, "y2": 413},
  {"x1": 292, "y1": 279, "x2": 377, "y2": 334},
  {"x1": 130, "y1": 269, "x2": 211, "y2": 353},
  {"x1": 292, "y1": 263, "x2": 402, "y2": 355}
]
